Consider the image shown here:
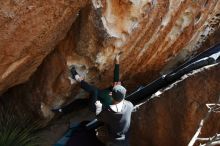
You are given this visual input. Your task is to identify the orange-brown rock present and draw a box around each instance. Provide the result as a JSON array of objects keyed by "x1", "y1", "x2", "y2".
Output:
[
  {"x1": 130, "y1": 63, "x2": 220, "y2": 146},
  {"x1": 0, "y1": 0, "x2": 220, "y2": 119},
  {"x1": 0, "y1": 0, "x2": 89, "y2": 94}
]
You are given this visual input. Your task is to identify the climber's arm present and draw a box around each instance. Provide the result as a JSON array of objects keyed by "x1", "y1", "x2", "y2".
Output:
[
  {"x1": 113, "y1": 53, "x2": 121, "y2": 86},
  {"x1": 94, "y1": 100, "x2": 109, "y2": 122},
  {"x1": 114, "y1": 64, "x2": 120, "y2": 82},
  {"x1": 80, "y1": 80, "x2": 99, "y2": 112},
  {"x1": 80, "y1": 80, "x2": 98, "y2": 95}
]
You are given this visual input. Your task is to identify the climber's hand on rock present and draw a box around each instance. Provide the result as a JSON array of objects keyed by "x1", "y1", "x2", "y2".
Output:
[
  {"x1": 70, "y1": 65, "x2": 77, "y2": 76},
  {"x1": 112, "y1": 81, "x2": 121, "y2": 87},
  {"x1": 115, "y1": 52, "x2": 122, "y2": 64},
  {"x1": 69, "y1": 65, "x2": 83, "y2": 82}
]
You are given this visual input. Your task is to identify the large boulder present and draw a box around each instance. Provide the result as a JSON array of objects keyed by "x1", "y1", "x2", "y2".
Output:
[
  {"x1": 0, "y1": 0, "x2": 220, "y2": 119},
  {"x1": 131, "y1": 63, "x2": 220, "y2": 146},
  {"x1": 0, "y1": 0, "x2": 89, "y2": 94}
]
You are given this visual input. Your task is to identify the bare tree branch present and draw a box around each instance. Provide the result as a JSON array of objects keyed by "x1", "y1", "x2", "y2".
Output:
[
  {"x1": 197, "y1": 134, "x2": 220, "y2": 142},
  {"x1": 206, "y1": 104, "x2": 220, "y2": 113},
  {"x1": 188, "y1": 95, "x2": 220, "y2": 146},
  {"x1": 200, "y1": 134, "x2": 220, "y2": 146}
]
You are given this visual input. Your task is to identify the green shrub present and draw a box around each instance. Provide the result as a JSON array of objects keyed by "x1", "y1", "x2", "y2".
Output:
[{"x1": 0, "y1": 104, "x2": 41, "y2": 146}]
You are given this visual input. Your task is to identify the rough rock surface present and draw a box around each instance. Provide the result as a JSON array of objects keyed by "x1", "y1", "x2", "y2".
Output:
[
  {"x1": 0, "y1": 0, "x2": 89, "y2": 94},
  {"x1": 131, "y1": 63, "x2": 220, "y2": 146},
  {"x1": 0, "y1": 0, "x2": 220, "y2": 119}
]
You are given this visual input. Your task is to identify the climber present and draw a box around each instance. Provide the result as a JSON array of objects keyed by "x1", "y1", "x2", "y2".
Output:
[
  {"x1": 69, "y1": 53, "x2": 134, "y2": 145},
  {"x1": 94, "y1": 85, "x2": 134, "y2": 146},
  {"x1": 70, "y1": 57, "x2": 134, "y2": 146},
  {"x1": 52, "y1": 54, "x2": 134, "y2": 145}
]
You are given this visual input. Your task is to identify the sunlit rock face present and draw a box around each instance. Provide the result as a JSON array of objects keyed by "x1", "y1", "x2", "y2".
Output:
[
  {"x1": 130, "y1": 63, "x2": 220, "y2": 146},
  {"x1": 0, "y1": 0, "x2": 220, "y2": 118},
  {"x1": 0, "y1": 0, "x2": 88, "y2": 94}
]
